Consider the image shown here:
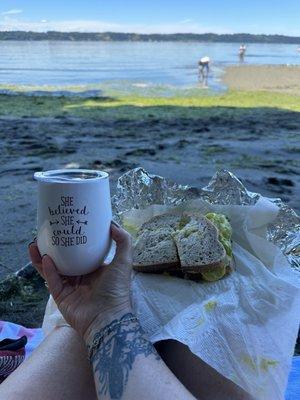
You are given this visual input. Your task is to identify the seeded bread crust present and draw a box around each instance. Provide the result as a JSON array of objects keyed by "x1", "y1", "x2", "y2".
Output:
[{"x1": 133, "y1": 261, "x2": 181, "y2": 273}]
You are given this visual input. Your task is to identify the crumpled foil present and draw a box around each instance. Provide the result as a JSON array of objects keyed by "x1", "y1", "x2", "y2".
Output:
[{"x1": 112, "y1": 167, "x2": 300, "y2": 272}]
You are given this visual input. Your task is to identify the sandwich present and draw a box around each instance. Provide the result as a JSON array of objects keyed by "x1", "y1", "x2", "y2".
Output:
[
  {"x1": 133, "y1": 214, "x2": 182, "y2": 273},
  {"x1": 133, "y1": 212, "x2": 233, "y2": 282}
]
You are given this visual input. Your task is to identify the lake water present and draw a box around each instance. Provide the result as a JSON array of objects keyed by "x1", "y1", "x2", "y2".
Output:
[{"x1": 0, "y1": 41, "x2": 299, "y2": 93}]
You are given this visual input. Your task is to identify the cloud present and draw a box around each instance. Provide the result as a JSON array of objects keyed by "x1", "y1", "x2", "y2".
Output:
[
  {"x1": 178, "y1": 19, "x2": 193, "y2": 25},
  {"x1": 1, "y1": 9, "x2": 22, "y2": 16}
]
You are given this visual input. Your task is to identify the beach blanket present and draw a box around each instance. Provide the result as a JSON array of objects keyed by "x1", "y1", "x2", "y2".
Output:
[
  {"x1": 0, "y1": 320, "x2": 299, "y2": 398},
  {"x1": 0, "y1": 321, "x2": 43, "y2": 359}
]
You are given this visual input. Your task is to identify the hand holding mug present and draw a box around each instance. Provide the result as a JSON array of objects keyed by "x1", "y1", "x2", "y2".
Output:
[{"x1": 29, "y1": 223, "x2": 133, "y2": 341}]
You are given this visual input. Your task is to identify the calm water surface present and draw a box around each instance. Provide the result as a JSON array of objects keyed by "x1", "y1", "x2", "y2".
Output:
[{"x1": 0, "y1": 41, "x2": 299, "y2": 92}]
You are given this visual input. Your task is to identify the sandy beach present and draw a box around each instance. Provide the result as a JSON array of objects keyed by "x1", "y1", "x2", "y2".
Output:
[
  {"x1": 0, "y1": 87, "x2": 299, "y2": 333},
  {"x1": 223, "y1": 65, "x2": 300, "y2": 95}
]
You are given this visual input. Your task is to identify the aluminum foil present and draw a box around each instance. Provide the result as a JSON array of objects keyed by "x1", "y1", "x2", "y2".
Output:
[{"x1": 112, "y1": 167, "x2": 300, "y2": 272}]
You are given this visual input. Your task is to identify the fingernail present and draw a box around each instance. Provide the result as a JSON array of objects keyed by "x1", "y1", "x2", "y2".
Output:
[
  {"x1": 42, "y1": 254, "x2": 48, "y2": 259},
  {"x1": 112, "y1": 220, "x2": 121, "y2": 228},
  {"x1": 28, "y1": 240, "x2": 36, "y2": 248}
]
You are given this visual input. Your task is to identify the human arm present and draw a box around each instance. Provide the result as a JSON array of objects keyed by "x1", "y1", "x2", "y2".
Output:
[
  {"x1": 29, "y1": 223, "x2": 196, "y2": 400},
  {"x1": 84, "y1": 311, "x2": 195, "y2": 400}
]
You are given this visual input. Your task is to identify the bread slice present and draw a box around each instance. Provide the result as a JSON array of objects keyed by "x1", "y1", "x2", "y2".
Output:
[
  {"x1": 139, "y1": 214, "x2": 183, "y2": 233},
  {"x1": 133, "y1": 227, "x2": 180, "y2": 272},
  {"x1": 173, "y1": 216, "x2": 226, "y2": 273}
]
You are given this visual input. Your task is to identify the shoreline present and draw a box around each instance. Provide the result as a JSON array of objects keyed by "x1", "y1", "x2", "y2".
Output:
[
  {"x1": 0, "y1": 65, "x2": 300, "y2": 97},
  {"x1": 223, "y1": 65, "x2": 300, "y2": 95}
]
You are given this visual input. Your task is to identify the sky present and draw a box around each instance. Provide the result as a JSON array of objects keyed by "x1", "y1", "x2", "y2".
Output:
[{"x1": 0, "y1": 0, "x2": 299, "y2": 36}]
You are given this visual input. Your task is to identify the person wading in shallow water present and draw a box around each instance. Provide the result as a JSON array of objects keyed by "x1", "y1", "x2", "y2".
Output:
[
  {"x1": 239, "y1": 44, "x2": 247, "y2": 62},
  {"x1": 198, "y1": 56, "x2": 210, "y2": 86},
  {"x1": 0, "y1": 222, "x2": 254, "y2": 400}
]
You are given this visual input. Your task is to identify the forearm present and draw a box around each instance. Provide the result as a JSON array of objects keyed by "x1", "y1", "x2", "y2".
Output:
[{"x1": 85, "y1": 312, "x2": 196, "y2": 400}]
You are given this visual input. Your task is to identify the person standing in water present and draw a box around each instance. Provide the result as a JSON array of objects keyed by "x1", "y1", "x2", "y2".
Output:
[
  {"x1": 239, "y1": 44, "x2": 247, "y2": 62},
  {"x1": 198, "y1": 56, "x2": 210, "y2": 86}
]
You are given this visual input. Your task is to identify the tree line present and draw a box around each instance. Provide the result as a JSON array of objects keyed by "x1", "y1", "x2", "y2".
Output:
[{"x1": 0, "y1": 31, "x2": 299, "y2": 44}]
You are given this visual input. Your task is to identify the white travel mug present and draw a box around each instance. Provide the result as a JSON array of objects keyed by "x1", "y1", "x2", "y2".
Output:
[{"x1": 34, "y1": 169, "x2": 112, "y2": 276}]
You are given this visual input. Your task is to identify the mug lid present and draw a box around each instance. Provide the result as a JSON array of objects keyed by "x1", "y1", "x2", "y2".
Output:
[{"x1": 34, "y1": 169, "x2": 109, "y2": 183}]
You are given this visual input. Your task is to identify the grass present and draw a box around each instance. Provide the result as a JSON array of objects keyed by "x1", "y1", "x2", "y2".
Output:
[
  {"x1": 167, "y1": 155, "x2": 181, "y2": 163},
  {"x1": 202, "y1": 144, "x2": 228, "y2": 155},
  {"x1": 0, "y1": 90, "x2": 299, "y2": 119},
  {"x1": 230, "y1": 154, "x2": 300, "y2": 171}
]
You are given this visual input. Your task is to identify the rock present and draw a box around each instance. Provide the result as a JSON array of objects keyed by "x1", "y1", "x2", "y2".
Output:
[
  {"x1": 0, "y1": 265, "x2": 48, "y2": 327},
  {"x1": 125, "y1": 148, "x2": 156, "y2": 156},
  {"x1": 265, "y1": 177, "x2": 294, "y2": 187},
  {"x1": 193, "y1": 126, "x2": 210, "y2": 133},
  {"x1": 64, "y1": 162, "x2": 80, "y2": 169},
  {"x1": 281, "y1": 179, "x2": 294, "y2": 187},
  {"x1": 91, "y1": 159, "x2": 136, "y2": 173},
  {"x1": 16, "y1": 263, "x2": 36, "y2": 279},
  {"x1": 263, "y1": 177, "x2": 294, "y2": 195},
  {"x1": 175, "y1": 139, "x2": 190, "y2": 149}
]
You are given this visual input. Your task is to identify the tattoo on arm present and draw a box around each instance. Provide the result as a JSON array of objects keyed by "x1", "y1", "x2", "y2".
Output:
[{"x1": 90, "y1": 313, "x2": 160, "y2": 400}]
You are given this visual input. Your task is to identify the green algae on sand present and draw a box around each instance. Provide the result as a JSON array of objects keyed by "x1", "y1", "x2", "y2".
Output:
[{"x1": 0, "y1": 89, "x2": 299, "y2": 119}]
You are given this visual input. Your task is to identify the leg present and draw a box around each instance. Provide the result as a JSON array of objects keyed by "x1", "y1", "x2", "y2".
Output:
[
  {"x1": 203, "y1": 64, "x2": 209, "y2": 86},
  {"x1": 198, "y1": 64, "x2": 204, "y2": 82},
  {"x1": 0, "y1": 326, "x2": 97, "y2": 400},
  {"x1": 200, "y1": 67, "x2": 205, "y2": 82},
  {"x1": 155, "y1": 340, "x2": 254, "y2": 400}
]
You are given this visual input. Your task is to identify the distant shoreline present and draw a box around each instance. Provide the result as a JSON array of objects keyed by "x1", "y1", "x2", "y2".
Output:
[{"x1": 0, "y1": 31, "x2": 300, "y2": 44}]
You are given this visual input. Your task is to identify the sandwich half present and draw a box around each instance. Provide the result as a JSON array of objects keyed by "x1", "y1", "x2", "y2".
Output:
[
  {"x1": 133, "y1": 215, "x2": 182, "y2": 272},
  {"x1": 133, "y1": 212, "x2": 232, "y2": 282},
  {"x1": 173, "y1": 215, "x2": 227, "y2": 280}
]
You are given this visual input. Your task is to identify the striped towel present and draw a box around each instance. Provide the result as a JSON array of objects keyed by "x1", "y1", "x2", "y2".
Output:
[
  {"x1": 0, "y1": 336, "x2": 27, "y2": 381},
  {"x1": 0, "y1": 320, "x2": 44, "y2": 382}
]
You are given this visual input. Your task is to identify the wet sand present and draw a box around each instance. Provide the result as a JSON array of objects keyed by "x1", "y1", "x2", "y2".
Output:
[
  {"x1": 223, "y1": 65, "x2": 300, "y2": 95},
  {"x1": 0, "y1": 92, "x2": 299, "y2": 332},
  {"x1": 1, "y1": 105, "x2": 299, "y2": 278}
]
